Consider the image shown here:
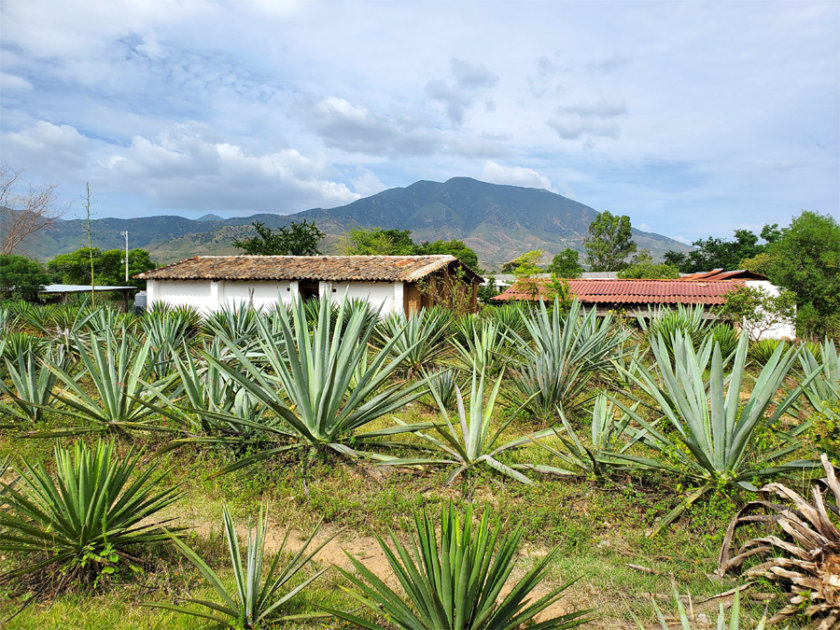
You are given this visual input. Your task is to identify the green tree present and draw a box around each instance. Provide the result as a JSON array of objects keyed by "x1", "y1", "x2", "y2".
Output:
[
  {"x1": 0, "y1": 254, "x2": 50, "y2": 300},
  {"x1": 664, "y1": 225, "x2": 780, "y2": 273},
  {"x1": 48, "y1": 248, "x2": 156, "y2": 288},
  {"x1": 715, "y1": 285, "x2": 796, "y2": 341},
  {"x1": 233, "y1": 220, "x2": 324, "y2": 255},
  {"x1": 510, "y1": 249, "x2": 545, "y2": 299},
  {"x1": 546, "y1": 248, "x2": 582, "y2": 278},
  {"x1": 584, "y1": 211, "x2": 637, "y2": 271},
  {"x1": 416, "y1": 239, "x2": 479, "y2": 270},
  {"x1": 342, "y1": 227, "x2": 415, "y2": 255},
  {"x1": 764, "y1": 211, "x2": 840, "y2": 339},
  {"x1": 618, "y1": 250, "x2": 679, "y2": 279}
]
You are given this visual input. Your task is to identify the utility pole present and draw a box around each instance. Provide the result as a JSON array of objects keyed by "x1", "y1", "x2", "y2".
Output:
[{"x1": 120, "y1": 230, "x2": 129, "y2": 282}]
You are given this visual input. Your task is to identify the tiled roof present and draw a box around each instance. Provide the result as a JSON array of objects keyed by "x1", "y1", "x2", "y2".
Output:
[
  {"x1": 136, "y1": 255, "x2": 483, "y2": 283},
  {"x1": 491, "y1": 278, "x2": 743, "y2": 305}
]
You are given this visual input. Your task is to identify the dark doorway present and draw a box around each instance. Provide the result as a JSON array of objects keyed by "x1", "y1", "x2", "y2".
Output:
[{"x1": 299, "y1": 280, "x2": 319, "y2": 302}]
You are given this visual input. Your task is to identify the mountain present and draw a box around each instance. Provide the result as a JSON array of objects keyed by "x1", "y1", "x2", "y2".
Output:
[{"x1": 16, "y1": 178, "x2": 690, "y2": 269}]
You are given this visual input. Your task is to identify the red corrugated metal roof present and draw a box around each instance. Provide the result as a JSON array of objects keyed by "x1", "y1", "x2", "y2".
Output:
[
  {"x1": 679, "y1": 269, "x2": 767, "y2": 281},
  {"x1": 491, "y1": 278, "x2": 744, "y2": 305}
]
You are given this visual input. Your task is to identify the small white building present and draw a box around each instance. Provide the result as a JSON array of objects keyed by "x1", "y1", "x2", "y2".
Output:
[{"x1": 135, "y1": 255, "x2": 482, "y2": 316}]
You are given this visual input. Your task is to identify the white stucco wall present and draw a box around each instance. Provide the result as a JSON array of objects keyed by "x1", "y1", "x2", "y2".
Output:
[
  {"x1": 218, "y1": 281, "x2": 294, "y2": 311},
  {"x1": 744, "y1": 280, "x2": 797, "y2": 340},
  {"x1": 324, "y1": 281, "x2": 403, "y2": 317},
  {"x1": 146, "y1": 279, "x2": 404, "y2": 317}
]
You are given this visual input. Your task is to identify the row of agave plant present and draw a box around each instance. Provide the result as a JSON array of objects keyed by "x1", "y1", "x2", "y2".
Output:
[
  {"x1": 0, "y1": 297, "x2": 838, "y2": 521},
  {"x1": 0, "y1": 296, "x2": 838, "y2": 626}
]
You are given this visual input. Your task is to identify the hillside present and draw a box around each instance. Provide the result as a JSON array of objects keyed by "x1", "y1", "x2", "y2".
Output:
[{"x1": 15, "y1": 178, "x2": 690, "y2": 269}]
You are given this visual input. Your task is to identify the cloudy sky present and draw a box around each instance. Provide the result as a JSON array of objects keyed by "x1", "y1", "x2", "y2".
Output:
[{"x1": 1, "y1": 1, "x2": 838, "y2": 243}]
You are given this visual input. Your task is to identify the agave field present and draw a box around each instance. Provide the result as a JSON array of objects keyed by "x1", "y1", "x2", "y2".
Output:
[{"x1": 0, "y1": 297, "x2": 838, "y2": 629}]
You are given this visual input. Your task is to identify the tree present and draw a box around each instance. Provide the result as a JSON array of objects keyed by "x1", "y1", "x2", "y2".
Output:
[
  {"x1": 233, "y1": 220, "x2": 324, "y2": 255},
  {"x1": 341, "y1": 227, "x2": 415, "y2": 255},
  {"x1": 0, "y1": 164, "x2": 61, "y2": 255},
  {"x1": 764, "y1": 211, "x2": 840, "y2": 339},
  {"x1": 0, "y1": 254, "x2": 50, "y2": 300},
  {"x1": 510, "y1": 249, "x2": 545, "y2": 299},
  {"x1": 663, "y1": 225, "x2": 780, "y2": 273},
  {"x1": 415, "y1": 239, "x2": 480, "y2": 270},
  {"x1": 617, "y1": 250, "x2": 679, "y2": 279},
  {"x1": 48, "y1": 248, "x2": 157, "y2": 288},
  {"x1": 584, "y1": 211, "x2": 636, "y2": 271},
  {"x1": 546, "y1": 248, "x2": 582, "y2": 278},
  {"x1": 715, "y1": 285, "x2": 796, "y2": 341}
]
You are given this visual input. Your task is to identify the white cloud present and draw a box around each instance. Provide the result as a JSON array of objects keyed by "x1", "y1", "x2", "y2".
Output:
[
  {"x1": 480, "y1": 161, "x2": 552, "y2": 190},
  {"x1": 100, "y1": 125, "x2": 358, "y2": 212},
  {"x1": 1, "y1": 121, "x2": 88, "y2": 174},
  {"x1": 426, "y1": 58, "x2": 499, "y2": 125}
]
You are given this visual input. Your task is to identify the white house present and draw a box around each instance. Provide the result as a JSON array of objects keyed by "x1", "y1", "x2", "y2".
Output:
[{"x1": 135, "y1": 255, "x2": 482, "y2": 316}]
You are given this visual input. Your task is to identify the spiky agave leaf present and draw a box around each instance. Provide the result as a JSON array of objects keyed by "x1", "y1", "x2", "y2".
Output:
[
  {"x1": 0, "y1": 345, "x2": 62, "y2": 423},
  {"x1": 373, "y1": 306, "x2": 453, "y2": 376},
  {"x1": 382, "y1": 366, "x2": 542, "y2": 485},
  {"x1": 325, "y1": 503, "x2": 589, "y2": 630},
  {"x1": 718, "y1": 453, "x2": 840, "y2": 628},
  {"x1": 614, "y1": 331, "x2": 817, "y2": 536},
  {"x1": 195, "y1": 295, "x2": 430, "y2": 470},
  {"x1": 146, "y1": 506, "x2": 334, "y2": 628},
  {"x1": 630, "y1": 587, "x2": 767, "y2": 630},
  {"x1": 0, "y1": 439, "x2": 180, "y2": 584}
]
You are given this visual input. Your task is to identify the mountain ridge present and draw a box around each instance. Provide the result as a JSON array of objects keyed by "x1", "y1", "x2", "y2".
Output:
[{"x1": 14, "y1": 177, "x2": 690, "y2": 269}]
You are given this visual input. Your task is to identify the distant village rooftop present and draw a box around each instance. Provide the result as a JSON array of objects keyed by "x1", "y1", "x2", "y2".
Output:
[{"x1": 136, "y1": 255, "x2": 483, "y2": 283}]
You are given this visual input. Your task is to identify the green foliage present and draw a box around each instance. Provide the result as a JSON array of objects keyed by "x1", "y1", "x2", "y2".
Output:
[
  {"x1": 0, "y1": 440, "x2": 180, "y2": 584},
  {"x1": 616, "y1": 332, "x2": 814, "y2": 535},
  {"x1": 749, "y1": 338, "x2": 783, "y2": 365},
  {"x1": 709, "y1": 323, "x2": 740, "y2": 357},
  {"x1": 194, "y1": 296, "x2": 429, "y2": 466},
  {"x1": 416, "y1": 239, "x2": 479, "y2": 270},
  {"x1": 47, "y1": 247, "x2": 156, "y2": 289},
  {"x1": 547, "y1": 248, "x2": 582, "y2": 278},
  {"x1": 343, "y1": 227, "x2": 416, "y2": 255},
  {"x1": 799, "y1": 339, "x2": 840, "y2": 422},
  {"x1": 0, "y1": 345, "x2": 62, "y2": 423},
  {"x1": 386, "y1": 367, "x2": 537, "y2": 484},
  {"x1": 663, "y1": 224, "x2": 778, "y2": 273},
  {"x1": 764, "y1": 211, "x2": 840, "y2": 339},
  {"x1": 232, "y1": 220, "x2": 324, "y2": 256},
  {"x1": 148, "y1": 506, "x2": 331, "y2": 628},
  {"x1": 617, "y1": 250, "x2": 679, "y2": 279},
  {"x1": 374, "y1": 306, "x2": 453, "y2": 376},
  {"x1": 512, "y1": 299, "x2": 628, "y2": 417},
  {"x1": 631, "y1": 587, "x2": 765, "y2": 629},
  {"x1": 325, "y1": 504, "x2": 590, "y2": 629},
  {"x1": 638, "y1": 304, "x2": 711, "y2": 357},
  {"x1": 0, "y1": 254, "x2": 50, "y2": 300},
  {"x1": 584, "y1": 210, "x2": 636, "y2": 271},
  {"x1": 715, "y1": 285, "x2": 795, "y2": 341}
]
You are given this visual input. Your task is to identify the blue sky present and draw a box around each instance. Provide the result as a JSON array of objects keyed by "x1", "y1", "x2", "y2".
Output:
[{"x1": 1, "y1": 0, "x2": 838, "y2": 244}]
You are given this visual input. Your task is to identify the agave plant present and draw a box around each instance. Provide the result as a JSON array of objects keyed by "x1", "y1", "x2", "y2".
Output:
[
  {"x1": 0, "y1": 439, "x2": 180, "y2": 584},
  {"x1": 450, "y1": 318, "x2": 508, "y2": 374},
  {"x1": 196, "y1": 296, "x2": 430, "y2": 469},
  {"x1": 615, "y1": 331, "x2": 816, "y2": 535},
  {"x1": 750, "y1": 338, "x2": 783, "y2": 365},
  {"x1": 630, "y1": 587, "x2": 766, "y2": 630},
  {"x1": 148, "y1": 506, "x2": 332, "y2": 628},
  {"x1": 384, "y1": 367, "x2": 540, "y2": 484},
  {"x1": 718, "y1": 453, "x2": 839, "y2": 627},
  {"x1": 374, "y1": 306, "x2": 453, "y2": 376},
  {"x1": 47, "y1": 332, "x2": 176, "y2": 433},
  {"x1": 325, "y1": 504, "x2": 589, "y2": 630},
  {"x1": 511, "y1": 298, "x2": 628, "y2": 417},
  {"x1": 637, "y1": 303, "x2": 711, "y2": 357},
  {"x1": 203, "y1": 303, "x2": 263, "y2": 343},
  {"x1": 422, "y1": 367, "x2": 459, "y2": 410},
  {"x1": 799, "y1": 339, "x2": 840, "y2": 421},
  {"x1": 0, "y1": 345, "x2": 63, "y2": 423},
  {"x1": 709, "y1": 322, "x2": 740, "y2": 357},
  {"x1": 517, "y1": 395, "x2": 652, "y2": 479},
  {"x1": 140, "y1": 303, "x2": 201, "y2": 375},
  {"x1": 483, "y1": 302, "x2": 528, "y2": 339},
  {"x1": 0, "y1": 332, "x2": 43, "y2": 362}
]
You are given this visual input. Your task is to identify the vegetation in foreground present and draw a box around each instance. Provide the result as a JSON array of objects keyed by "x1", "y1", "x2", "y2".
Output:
[{"x1": 0, "y1": 296, "x2": 838, "y2": 629}]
